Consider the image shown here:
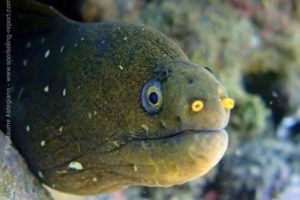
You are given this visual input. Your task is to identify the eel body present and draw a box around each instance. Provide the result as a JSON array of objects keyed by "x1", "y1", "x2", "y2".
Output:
[{"x1": 0, "y1": 0, "x2": 234, "y2": 195}]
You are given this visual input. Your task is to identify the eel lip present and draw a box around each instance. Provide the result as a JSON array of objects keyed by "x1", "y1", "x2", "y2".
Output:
[
  {"x1": 127, "y1": 128, "x2": 226, "y2": 141},
  {"x1": 181, "y1": 129, "x2": 225, "y2": 134},
  {"x1": 166, "y1": 128, "x2": 226, "y2": 139}
]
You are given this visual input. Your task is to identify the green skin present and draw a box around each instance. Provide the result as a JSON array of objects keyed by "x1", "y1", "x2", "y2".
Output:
[{"x1": 3, "y1": 0, "x2": 230, "y2": 195}]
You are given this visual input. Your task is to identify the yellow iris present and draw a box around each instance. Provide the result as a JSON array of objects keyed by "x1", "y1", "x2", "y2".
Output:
[
  {"x1": 147, "y1": 86, "x2": 163, "y2": 108},
  {"x1": 191, "y1": 100, "x2": 204, "y2": 112}
]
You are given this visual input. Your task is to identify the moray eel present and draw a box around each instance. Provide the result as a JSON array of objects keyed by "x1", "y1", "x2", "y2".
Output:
[{"x1": 0, "y1": 0, "x2": 234, "y2": 195}]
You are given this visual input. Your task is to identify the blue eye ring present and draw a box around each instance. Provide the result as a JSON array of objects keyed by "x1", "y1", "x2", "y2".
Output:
[{"x1": 141, "y1": 79, "x2": 163, "y2": 114}]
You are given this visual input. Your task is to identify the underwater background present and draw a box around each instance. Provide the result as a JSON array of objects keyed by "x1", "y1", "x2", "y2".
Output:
[
  {"x1": 1, "y1": 0, "x2": 300, "y2": 200},
  {"x1": 49, "y1": 0, "x2": 300, "y2": 199}
]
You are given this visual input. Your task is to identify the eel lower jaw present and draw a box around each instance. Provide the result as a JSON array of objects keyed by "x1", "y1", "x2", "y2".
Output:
[
  {"x1": 114, "y1": 128, "x2": 228, "y2": 188},
  {"x1": 176, "y1": 128, "x2": 227, "y2": 136},
  {"x1": 160, "y1": 127, "x2": 229, "y2": 141},
  {"x1": 63, "y1": 129, "x2": 229, "y2": 195},
  {"x1": 157, "y1": 129, "x2": 229, "y2": 185},
  {"x1": 127, "y1": 127, "x2": 227, "y2": 141}
]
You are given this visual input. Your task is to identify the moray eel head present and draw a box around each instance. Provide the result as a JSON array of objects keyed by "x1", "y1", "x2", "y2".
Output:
[
  {"x1": 120, "y1": 62, "x2": 231, "y2": 187},
  {"x1": 77, "y1": 61, "x2": 233, "y2": 194}
]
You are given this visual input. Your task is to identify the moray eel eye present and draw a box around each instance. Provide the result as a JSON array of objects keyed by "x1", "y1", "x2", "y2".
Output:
[{"x1": 142, "y1": 79, "x2": 163, "y2": 113}]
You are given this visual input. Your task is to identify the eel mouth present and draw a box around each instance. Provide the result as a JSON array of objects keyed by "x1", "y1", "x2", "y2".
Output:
[
  {"x1": 126, "y1": 128, "x2": 227, "y2": 141},
  {"x1": 111, "y1": 128, "x2": 229, "y2": 187},
  {"x1": 46, "y1": 129, "x2": 228, "y2": 195},
  {"x1": 168, "y1": 128, "x2": 226, "y2": 137}
]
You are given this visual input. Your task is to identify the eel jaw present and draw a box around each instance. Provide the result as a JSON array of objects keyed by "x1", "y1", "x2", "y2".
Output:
[
  {"x1": 113, "y1": 129, "x2": 228, "y2": 187},
  {"x1": 48, "y1": 129, "x2": 228, "y2": 195}
]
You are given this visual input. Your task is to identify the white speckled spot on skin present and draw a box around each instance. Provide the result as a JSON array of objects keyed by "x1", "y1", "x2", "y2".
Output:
[
  {"x1": 272, "y1": 91, "x2": 278, "y2": 98},
  {"x1": 44, "y1": 50, "x2": 50, "y2": 58},
  {"x1": 59, "y1": 126, "x2": 63, "y2": 132},
  {"x1": 17, "y1": 87, "x2": 24, "y2": 100},
  {"x1": 118, "y1": 65, "x2": 124, "y2": 70},
  {"x1": 56, "y1": 170, "x2": 68, "y2": 175},
  {"x1": 62, "y1": 88, "x2": 66, "y2": 96},
  {"x1": 60, "y1": 45, "x2": 65, "y2": 53},
  {"x1": 26, "y1": 42, "x2": 31, "y2": 48},
  {"x1": 38, "y1": 171, "x2": 44, "y2": 179},
  {"x1": 41, "y1": 37, "x2": 45, "y2": 43},
  {"x1": 92, "y1": 177, "x2": 98, "y2": 182},
  {"x1": 23, "y1": 59, "x2": 28, "y2": 66},
  {"x1": 74, "y1": 43, "x2": 78, "y2": 47},
  {"x1": 43, "y1": 85, "x2": 49, "y2": 93},
  {"x1": 123, "y1": 36, "x2": 128, "y2": 40},
  {"x1": 40, "y1": 140, "x2": 46, "y2": 147},
  {"x1": 112, "y1": 141, "x2": 119, "y2": 147},
  {"x1": 25, "y1": 125, "x2": 30, "y2": 132},
  {"x1": 93, "y1": 110, "x2": 97, "y2": 115},
  {"x1": 160, "y1": 120, "x2": 167, "y2": 127},
  {"x1": 88, "y1": 112, "x2": 92, "y2": 119},
  {"x1": 68, "y1": 161, "x2": 83, "y2": 171},
  {"x1": 80, "y1": 37, "x2": 85, "y2": 41},
  {"x1": 133, "y1": 165, "x2": 138, "y2": 172},
  {"x1": 141, "y1": 124, "x2": 149, "y2": 133}
]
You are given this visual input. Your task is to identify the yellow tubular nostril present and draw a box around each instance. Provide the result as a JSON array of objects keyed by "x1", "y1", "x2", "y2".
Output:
[
  {"x1": 221, "y1": 98, "x2": 235, "y2": 110},
  {"x1": 191, "y1": 100, "x2": 204, "y2": 112}
]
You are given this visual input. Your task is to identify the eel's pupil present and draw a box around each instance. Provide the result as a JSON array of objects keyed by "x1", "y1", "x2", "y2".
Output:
[{"x1": 149, "y1": 92, "x2": 158, "y2": 104}]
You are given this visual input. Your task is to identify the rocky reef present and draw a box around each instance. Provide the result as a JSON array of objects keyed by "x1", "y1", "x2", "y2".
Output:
[
  {"x1": 212, "y1": 139, "x2": 300, "y2": 200},
  {"x1": 0, "y1": 130, "x2": 53, "y2": 200}
]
